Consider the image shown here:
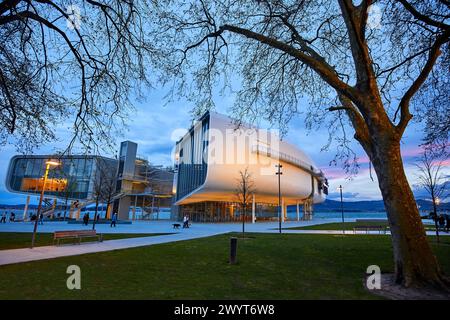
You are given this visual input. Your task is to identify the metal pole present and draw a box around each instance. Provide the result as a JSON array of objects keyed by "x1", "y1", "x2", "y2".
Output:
[
  {"x1": 276, "y1": 164, "x2": 283, "y2": 234},
  {"x1": 229, "y1": 237, "x2": 238, "y2": 264},
  {"x1": 340, "y1": 185, "x2": 345, "y2": 235},
  {"x1": 31, "y1": 163, "x2": 50, "y2": 248}
]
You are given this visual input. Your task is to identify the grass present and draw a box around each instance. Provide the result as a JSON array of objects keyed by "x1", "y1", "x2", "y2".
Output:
[
  {"x1": 0, "y1": 233, "x2": 449, "y2": 299},
  {"x1": 0, "y1": 232, "x2": 172, "y2": 250}
]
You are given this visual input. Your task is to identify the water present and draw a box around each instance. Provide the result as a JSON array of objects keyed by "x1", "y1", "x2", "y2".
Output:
[{"x1": 311, "y1": 211, "x2": 387, "y2": 220}]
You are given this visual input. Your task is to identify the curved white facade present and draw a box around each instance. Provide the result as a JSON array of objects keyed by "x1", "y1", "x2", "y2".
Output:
[{"x1": 174, "y1": 112, "x2": 327, "y2": 208}]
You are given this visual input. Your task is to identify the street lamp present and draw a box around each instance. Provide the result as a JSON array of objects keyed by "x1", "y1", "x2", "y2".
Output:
[
  {"x1": 338, "y1": 185, "x2": 345, "y2": 235},
  {"x1": 434, "y1": 197, "x2": 441, "y2": 243},
  {"x1": 435, "y1": 197, "x2": 441, "y2": 206},
  {"x1": 31, "y1": 159, "x2": 61, "y2": 248},
  {"x1": 276, "y1": 164, "x2": 283, "y2": 234}
]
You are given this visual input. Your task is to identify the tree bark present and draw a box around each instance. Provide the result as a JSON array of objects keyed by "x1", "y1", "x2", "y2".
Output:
[{"x1": 369, "y1": 137, "x2": 447, "y2": 288}]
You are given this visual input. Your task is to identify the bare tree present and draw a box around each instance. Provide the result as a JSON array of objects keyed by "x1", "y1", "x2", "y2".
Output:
[
  {"x1": 235, "y1": 168, "x2": 255, "y2": 239},
  {"x1": 92, "y1": 157, "x2": 116, "y2": 230},
  {"x1": 149, "y1": 1, "x2": 450, "y2": 288},
  {"x1": 415, "y1": 151, "x2": 448, "y2": 243},
  {"x1": 61, "y1": 175, "x2": 77, "y2": 221},
  {"x1": 0, "y1": 0, "x2": 155, "y2": 153},
  {"x1": 101, "y1": 166, "x2": 117, "y2": 221}
]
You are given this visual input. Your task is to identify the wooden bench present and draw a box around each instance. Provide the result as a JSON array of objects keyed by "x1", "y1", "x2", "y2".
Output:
[
  {"x1": 53, "y1": 230, "x2": 103, "y2": 245},
  {"x1": 353, "y1": 225, "x2": 387, "y2": 234}
]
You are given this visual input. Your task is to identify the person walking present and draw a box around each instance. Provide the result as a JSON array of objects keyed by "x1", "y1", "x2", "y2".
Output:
[
  {"x1": 0, "y1": 212, "x2": 6, "y2": 223},
  {"x1": 38, "y1": 213, "x2": 44, "y2": 225},
  {"x1": 183, "y1": 215, "x2": 188, "y2": 228},
  {"x1": 83, "y1": 213, "x2": 89, "y2": 226},
  {"x1": 110, "y1": 212, "x2": 117, "y2": 228}
]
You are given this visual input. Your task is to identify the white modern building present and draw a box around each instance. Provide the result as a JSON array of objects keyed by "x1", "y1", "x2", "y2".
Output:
[{"x1": 172, "y1": 112, "x2": 328, "y2": 222}]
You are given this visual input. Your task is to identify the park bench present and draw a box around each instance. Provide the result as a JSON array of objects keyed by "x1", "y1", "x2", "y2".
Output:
[
  {"x1": 53, "y1": 230, "x2": 103, "y2": 246},
  {"x1": 353, "y1": 225, "x2": 387, "y2": 234}
]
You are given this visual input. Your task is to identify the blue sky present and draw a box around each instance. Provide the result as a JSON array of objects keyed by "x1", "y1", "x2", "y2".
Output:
[{"x1": 0, "y1": 85, "x2": 447, "y2": 206}]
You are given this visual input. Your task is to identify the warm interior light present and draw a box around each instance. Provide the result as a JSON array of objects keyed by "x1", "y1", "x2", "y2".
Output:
[{"x1": 46, "y1": 160, "x2": 61, "y2": 166}]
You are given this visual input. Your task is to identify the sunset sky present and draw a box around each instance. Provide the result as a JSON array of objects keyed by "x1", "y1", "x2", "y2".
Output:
[{"x1": 1, "y1": 85, "x2": 447, "y2": 206}]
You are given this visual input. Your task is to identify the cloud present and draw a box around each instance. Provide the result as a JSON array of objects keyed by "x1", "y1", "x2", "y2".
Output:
[{"x1": 0, "y1": 84, "x2": 442, "y2": 204}]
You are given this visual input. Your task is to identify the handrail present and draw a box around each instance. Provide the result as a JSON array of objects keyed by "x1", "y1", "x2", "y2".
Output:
[{"x1": 252, "y1": 144, "x2": 325, "y2": 179}]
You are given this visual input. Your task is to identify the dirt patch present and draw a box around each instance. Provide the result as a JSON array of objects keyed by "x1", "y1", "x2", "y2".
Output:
[{"x1": 366, "y1": 274, "x2": 450, "y2": 300}]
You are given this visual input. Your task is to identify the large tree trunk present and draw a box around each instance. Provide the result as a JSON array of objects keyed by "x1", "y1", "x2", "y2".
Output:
[{"x1": 370, "y1": 139, "x2": 447, "y2": 288}]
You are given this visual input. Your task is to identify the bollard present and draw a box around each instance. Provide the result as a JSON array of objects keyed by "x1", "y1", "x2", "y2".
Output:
[{"x1": 229, "y1": 237, "x2": 238, "y2": 264}]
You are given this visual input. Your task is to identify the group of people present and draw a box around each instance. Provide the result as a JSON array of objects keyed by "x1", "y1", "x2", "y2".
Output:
[
  {"x1": 0, "y1": 212, "x2": 16, "y2": 223},
  {"x1": 82, "y1": 212, "x2": 101, "y2": 226},
  {"x1": 1, "y1": 210, "x2": 120, "y2": 227},
  {"x1": 432, "y1": 212, "x2": 450, "y2": 232},
  {"x1": 74, "y1": 211, "x2": 118, "y2": 227},
  {"x1": 29, "y1": 213, "x2": 44, "y2": 224}
]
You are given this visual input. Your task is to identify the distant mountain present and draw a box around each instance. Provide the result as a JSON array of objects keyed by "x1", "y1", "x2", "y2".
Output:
[{"x1": 298, "y1": 199, "x2": 450, "y2": 212}]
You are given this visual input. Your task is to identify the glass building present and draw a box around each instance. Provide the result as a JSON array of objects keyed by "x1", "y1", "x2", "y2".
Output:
[
  {"x1": 6, "y1": 141, "x2": 175, "y2": 221},
  {"x1": 6, "y1": 155, "x2": 117, "y2": 200}
]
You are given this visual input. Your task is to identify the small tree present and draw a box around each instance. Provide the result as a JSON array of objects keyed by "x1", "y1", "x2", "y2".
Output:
[
  {"x1": 92, "y1": 157, "x2": 117, "y2": 230},
  {"x1": 415, "y1": 151, "x2": 448, "y2": 242},
  {"x1": 61, "y1": 176, "x2": 77, "y2": 221},
  {"x1": 235, "y1": 168, "x2": 255, "y2": 239}
]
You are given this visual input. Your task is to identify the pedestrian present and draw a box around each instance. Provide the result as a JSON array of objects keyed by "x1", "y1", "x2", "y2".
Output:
[
  {"x1": 96, "y1": 213, "x2": 100, "y2": 222},
  {"x1": 83, "y1": 213, "x2": 89, "y2": 226},
  {"x1": 38, "y1": 213, "x2": 44, "y2": 225},
  {"x1": 10, "y1": 212, "x2": 15, "y2": 222},
  {"x1": 445, "y1": 214, "x2": 450, "y2": 233},
  {"x1": 0, "y1": 212, "x2": 6, "y2": 223},
  {"x1": 438, "y1": 214, "x2": 445, "y2": 231},
  {"x1": 183, "y1": 214, "x2": 188, "y2": 228},
  {"x1": 110, "y1": 212, "x2": 117, "y2": 227}
]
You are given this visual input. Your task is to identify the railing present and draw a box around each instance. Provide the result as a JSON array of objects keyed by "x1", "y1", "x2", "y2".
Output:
[
  {"x1": 252, "y1": 144, "x2": 325, "y2": 178},
  {"x1": 118, "y1": 173, "x2": 149, "y2": 183}
]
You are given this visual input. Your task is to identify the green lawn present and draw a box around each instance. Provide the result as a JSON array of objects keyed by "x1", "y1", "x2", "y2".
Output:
[
  {"x1": 0, "y1": 233, "x2": 449, "y2": 299},
  {"x1": 0, "y1": 232, "x2": 172, "y2": 250}
]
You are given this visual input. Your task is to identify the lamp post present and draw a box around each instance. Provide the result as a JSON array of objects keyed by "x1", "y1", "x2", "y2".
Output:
[
  {"x1": 276, "y1": 164, "x2": 283, "y2": 234},
  {"x1": 31, "y1": 160, "x2": 60, "y2": 248},
  {"x1": 435, "y1": 197, "x2": 441, "y2": 243},
  {"x1": 338, "y1": 185, "x2": 345, "y2": 235}
]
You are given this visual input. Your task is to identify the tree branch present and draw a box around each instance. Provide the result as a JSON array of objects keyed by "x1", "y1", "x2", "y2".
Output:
[
  {"x1": 215, "y1": 24, "x2": 363, "y2": 105},
  {"x1": 398, "y1": 0, "x2": 450, "y2": 31},
  {"x1": 397, "y1": 29, "x2": 450, "y2": 134}
]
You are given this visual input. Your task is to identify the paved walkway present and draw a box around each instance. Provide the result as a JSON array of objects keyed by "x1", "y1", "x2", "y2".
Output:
[{"x1": 0, "y1": 219, "x2": 446, "y2": 266}]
